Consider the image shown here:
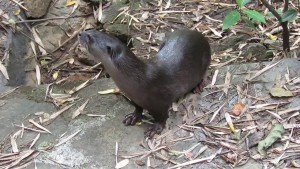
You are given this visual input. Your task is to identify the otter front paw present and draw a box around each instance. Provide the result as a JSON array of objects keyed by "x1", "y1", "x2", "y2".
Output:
[
  {"x1": 144, "y1": 123, "x2": 164, "y2": 139},
  {"x1": 193, "y1": 79, "x2": 205, "y2": 93},
  {"x1": 123, "y1": 113, "x2": 142, "y2": 126}
]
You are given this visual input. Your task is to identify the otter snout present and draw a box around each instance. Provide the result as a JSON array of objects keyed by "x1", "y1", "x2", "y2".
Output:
[{"x1": 78, "y1": 31, "x2": 91, "y2": 46}]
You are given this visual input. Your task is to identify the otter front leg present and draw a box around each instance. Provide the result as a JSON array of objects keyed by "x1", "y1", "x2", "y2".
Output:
[
  {"x1": 123, "y1": 104, "x2": 143, "y2": 126},
  {"x1": 144, "y1": 111, "x2": 168, "y2": 138}
]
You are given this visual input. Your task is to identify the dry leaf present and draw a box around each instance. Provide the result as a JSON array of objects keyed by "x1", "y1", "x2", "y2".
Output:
[
  {"x1": 165, "y1": 0, "x2": 171, "y2": 9},
  {"x1": 169, "y1": 148, "x2": 222, "y2": 169},
  {"x1": 98, "y1": 0, "x2": 102, "y2": 22},
  {"x1": 68, "y1": 80, "x2": 90, "y2": 95},
  {"x1": 29, "y1": 119, "x2": 52, "y2": 134},
  {"x1": 115, "y1": 159, "x2": 129, "y2": 169},
  {"x1": 231, "y1": 102, "x2": 245, "y2": 116},
  {"x1": 98, "y1": 88, "x2": 120, "y2": 95},
  {"x1": 265, "y1": 32, "x2": 277, "y2": 41},
  {"x1": 66, "y1": 0, "x2": 77, "y2": 6},
  {"x1": 210, "y1": 102, "x2": 226, "y2": 123},
  {"x1": 42, "y1": 104, "x2": 74, "y2": 125},
  {"x1": 35, "y1": 64, "x2": 41, "y2": 85},
  {"x1": 278, "y1": 105, "x2": 300, "y2": 116},
  {"x1": 32, "y1": 27, "x2": 47, "y2": 55},
  {"x1": 72, "y1": 99, "x2": 89, "y2": 119},
  {"x1": 225, "y1": 112, "x2": 235, "y2": 132},
  {"x1": 5, "y1": 150, "x2": 35, "y2": 168},
  {"x1": 210, "y1": 69, "x2": 219, "y2": 86},
  {"x1": 53, "y1": 71, "x2": 59, "y2": 80},
  {"x1": 30, "y1": 41, "x2": 37, "y2": 56},
  {"x1": 141, "y1": 11, "x2": 149, "y2": 21},
  {"x1": 247, "y1": 61, "x2": 281, "y2": 81},
  {"x1": 0, "y1": 61, "x2": 9, "y2": 80},
  {"x1": 55, "y1": 130, "x2": 81, "y2": 147},
  {"x1": 208, "y1": 27, "x2": 222, "y2": 37},
  {"x1": 71, "y1": 0, "x2": 80, "y2": 14},
  {"x1": 269, "y1": 87, "x2": 293, "y2": 97},
  {"x1": 29, "y1": 133, "x2": 40, "y2": 149},
  {"x1": 11, "y1": 136, "x2": 19, "y2": 153},
  {"x1": 223, "y1": 72, "x2": 231, "y2": 95}
]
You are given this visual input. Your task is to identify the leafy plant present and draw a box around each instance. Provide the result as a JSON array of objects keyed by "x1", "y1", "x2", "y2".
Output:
[
  {"x1": 222, "y1": 0, "x2": 297, "y2": 31},
  {"x1": 223, "y1": 0, "x2": 298, "y2": 53}
]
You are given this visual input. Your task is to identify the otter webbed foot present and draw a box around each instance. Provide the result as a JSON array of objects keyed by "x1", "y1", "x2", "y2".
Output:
[
  {"x1": 144, "y1": 122, "x2": 165, "y2": 139},
  {"x1": 123, "y1": 105, "x2": 143, "y2": 126}
]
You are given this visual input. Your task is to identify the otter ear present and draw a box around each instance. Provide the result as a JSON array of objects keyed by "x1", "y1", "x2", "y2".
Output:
[{"x1": 107, "y1": 45, "x2": 122, "y2": 58}]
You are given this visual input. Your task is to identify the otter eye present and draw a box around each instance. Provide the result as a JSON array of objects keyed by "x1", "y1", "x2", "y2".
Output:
[
  {"x1": 107, "y1": 46, "x2": 112, "y2": 55},
  {"x1": 86, "y1": 34, "x2": 93, "y2": 42},
  {"x1": 159, "y1": 42, "x2": 166, "y2": 50}
]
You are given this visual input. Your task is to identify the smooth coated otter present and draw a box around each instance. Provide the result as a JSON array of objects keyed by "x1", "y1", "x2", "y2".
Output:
[{"x1": 79, "y1": 29, "x2": 211, "y2": 138}]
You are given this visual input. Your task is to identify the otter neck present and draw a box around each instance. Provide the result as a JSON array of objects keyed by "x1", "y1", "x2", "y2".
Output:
[{"x1": 105, "y1": 47, "x2": 148, "y2": 88}]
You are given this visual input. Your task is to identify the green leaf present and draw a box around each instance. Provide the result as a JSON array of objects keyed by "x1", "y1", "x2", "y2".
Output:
[
  {"x1": 236, "y1": 0, "x2": 251, "y2": 8},
  {"x1": 267, "y1": 9, "x2": 283, "y2": 18},
  {"x1": 222, "y1": 10, "x2": 241, "y2": 31},
  {"x1": 257, "y1": 124, "x2": 284, "y2": 155},
  {"x1": 243, "y1": 9, "x2": 266, "y2": 23},
  {"x1": 242, "y1": 17, "x2": 256, "y2": 29},
  {"x1": 282, "y1": 9, "x2": 297, "y2": 22}
]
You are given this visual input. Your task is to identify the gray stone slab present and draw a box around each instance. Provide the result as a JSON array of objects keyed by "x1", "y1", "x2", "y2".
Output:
[{"x1": 0, "y1": 58, "x2": 299, "y2": 169}]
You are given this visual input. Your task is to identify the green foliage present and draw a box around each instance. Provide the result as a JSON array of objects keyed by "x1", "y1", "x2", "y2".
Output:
[
  {"x1": 222, "y1": 10, "x2": 241, "y2": 31},
  {"x1": 267, "y1": 9, "x2": 283, "y2": 18},
  {"x1": 236, "y1": 0, "x2": 250, "y2": 8},
  {"x1": 223, "y1": 0, "x2": 266, "y2": 31},
  {"x1": 257, "y1": 124, "x2": 284, "y2": 155},
  {"x1": 282, "y1": 9, "x2": 297, "y2": 22},
  {"x1": 243, "y1": 9, "x2": 266, "y2": 23},
  {"x1": 242, "y1": 17, "x2": 255, "y2": 29},
  {"x1": 223, "y1": 0, "x2": 299, "y2": 31}
]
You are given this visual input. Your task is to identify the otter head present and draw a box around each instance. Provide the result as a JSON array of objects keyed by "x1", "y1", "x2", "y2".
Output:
[{"x1": 78, "y1": 30, "x2": 123, "y2": 64}]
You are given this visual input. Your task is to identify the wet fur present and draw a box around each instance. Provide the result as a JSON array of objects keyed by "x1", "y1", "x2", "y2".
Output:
[{"x1": 79, "y1": 29, "x2": 211, "y2": 137}]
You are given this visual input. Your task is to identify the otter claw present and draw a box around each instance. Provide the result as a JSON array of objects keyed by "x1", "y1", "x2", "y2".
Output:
[
  {"x1": 144, "y1": 123, "x2": 164, "y2": 139},
  {"x1": 123, "y1": 113, "x2": 142, "y2": 126}
]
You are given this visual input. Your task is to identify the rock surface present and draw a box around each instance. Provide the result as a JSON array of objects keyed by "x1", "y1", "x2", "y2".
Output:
[
  {"x1": 23, "y1": 0, "x2": 52, "y2": 18},
  {"x1": 0, "y1": 58, "x2": 299, "y2": 168}
]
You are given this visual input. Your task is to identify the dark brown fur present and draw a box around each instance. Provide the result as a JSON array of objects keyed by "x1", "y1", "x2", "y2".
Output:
[{"x1": 79, "y1": 29, "x2": 211, "y2": 138}]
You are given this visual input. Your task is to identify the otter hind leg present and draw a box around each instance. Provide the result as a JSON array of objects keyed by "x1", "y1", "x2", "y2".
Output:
[
  {"x1": 144, "y1": 110, "x2": 168, "y2": 138},
  {"x1": 123, "y1": 104, "x2": 143, "y2": 126}
]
